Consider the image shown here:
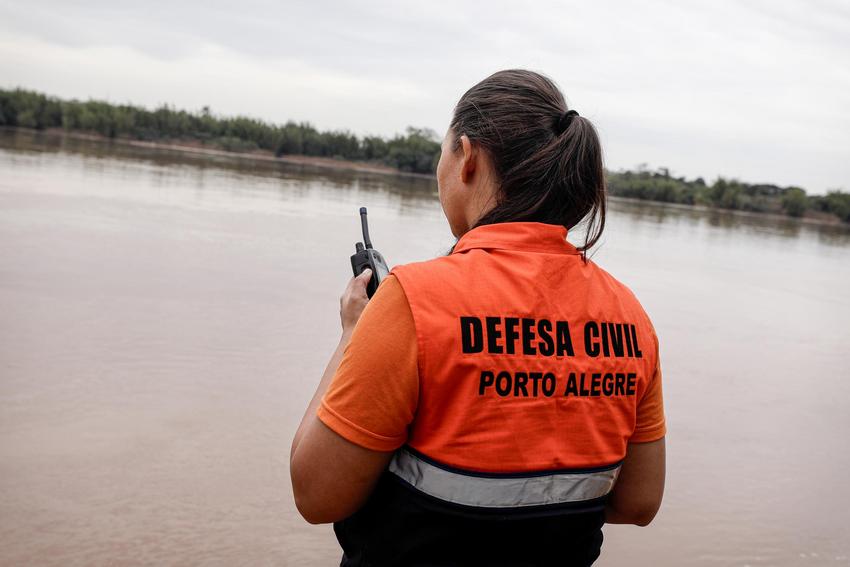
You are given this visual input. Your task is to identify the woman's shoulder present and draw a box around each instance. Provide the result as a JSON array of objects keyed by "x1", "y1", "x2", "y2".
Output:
[
  {"x1": 390, "y1": 254, "x2": 467, "y2": 287},
  {"x1": 586, "y1": 259, "x2": 640, "y2": 297},
  {"x1": 585, "y1": 260, "x2": 657, "y2": 333}
]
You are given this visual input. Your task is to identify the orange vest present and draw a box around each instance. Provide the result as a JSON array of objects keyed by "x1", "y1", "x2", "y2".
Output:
[
  {"x1": 388, "y1": 222, "x2": 658, "y2": 506},
  {"x1": 333, "y1": 222, "x2": 660, "y2": 565}
]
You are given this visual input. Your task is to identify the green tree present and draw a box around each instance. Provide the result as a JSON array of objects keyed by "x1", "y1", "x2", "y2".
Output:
[{"x1": 781, "y1": 187, "x2": 808, "y2": 218}]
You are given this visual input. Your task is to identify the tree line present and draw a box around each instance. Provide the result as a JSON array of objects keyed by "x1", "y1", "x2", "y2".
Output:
[
  {"x1": 606, "y1": 166, "x2": 849, "y2": 223},
  {"x1": 1, "y1": 88, "x2": 847, "y2": 223},
  {"x1": 0, "y1": 88, "x2": 440, "y2": 174}
]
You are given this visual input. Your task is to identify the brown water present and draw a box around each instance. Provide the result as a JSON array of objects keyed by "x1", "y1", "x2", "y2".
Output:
[{"x1": 1, "y1": 129, "x2": 849, "y2": 566}]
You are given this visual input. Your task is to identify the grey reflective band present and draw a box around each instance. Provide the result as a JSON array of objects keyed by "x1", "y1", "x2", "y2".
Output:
[{"x1": 388, "y1": 448, "x2": 621, "y2": 509}]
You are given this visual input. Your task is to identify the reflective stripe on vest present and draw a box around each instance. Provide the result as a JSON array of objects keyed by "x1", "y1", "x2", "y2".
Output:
[{"x1": 388, "y1": 447, "x2": 622, "y2": 509}]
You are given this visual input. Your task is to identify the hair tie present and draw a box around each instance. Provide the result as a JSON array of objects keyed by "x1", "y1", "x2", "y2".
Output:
[{"x1": 557, "y1": 109, "x2": 580, "y2": 133}]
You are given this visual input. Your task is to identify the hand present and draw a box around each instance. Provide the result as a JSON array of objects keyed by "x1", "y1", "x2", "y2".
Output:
[{"x1": 339, "y1": 268, "x2": 372, "y2": 336}]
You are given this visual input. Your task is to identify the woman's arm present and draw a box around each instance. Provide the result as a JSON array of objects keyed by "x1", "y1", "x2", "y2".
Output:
[
  {"x1": 604, "y1": 436, "x2": 666, "y2": 526},
  {"x1": 291, "y1": 413, "x2": 394, "y2": 524},
  {"x1": 289, "y1": 269, "x2": 403, "y2": 524}
]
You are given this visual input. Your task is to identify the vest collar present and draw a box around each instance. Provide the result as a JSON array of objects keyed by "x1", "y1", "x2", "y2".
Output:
[{"x1": 452, "y1": 222, "x2": 580, "y2": 255}]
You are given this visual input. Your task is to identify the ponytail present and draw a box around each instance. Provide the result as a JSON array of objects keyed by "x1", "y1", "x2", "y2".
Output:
[{"x1": 450, "y1": 69, "x2": 607, "y2": 253}]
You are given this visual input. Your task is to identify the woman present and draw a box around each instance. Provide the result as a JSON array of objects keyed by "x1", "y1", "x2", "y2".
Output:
[{"x1": 291, "y1": 69, "x2": 666, "y2": 566}]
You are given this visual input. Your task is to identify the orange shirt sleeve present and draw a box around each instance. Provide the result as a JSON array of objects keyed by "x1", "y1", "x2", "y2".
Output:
[
  {"x1": 316, "y1": 274, "x2": 419, "y2": 452},
  {"x1": 630, "y1": 330, "x2": 666, "y2": 443}
]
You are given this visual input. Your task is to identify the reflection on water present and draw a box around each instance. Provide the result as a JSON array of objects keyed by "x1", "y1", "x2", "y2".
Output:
[
  {"x1": 609, "y1": 195, "x2": 850, "y2": 248},
  {"x1": 1, "y1": 128, "x2": 849, "y2": 566},
  {"x1": 6, "y1": 129, "x2": 849, "y2": 248},
  {"x1": 1, "y1": 128, "x2": 439, "y2": 216}
]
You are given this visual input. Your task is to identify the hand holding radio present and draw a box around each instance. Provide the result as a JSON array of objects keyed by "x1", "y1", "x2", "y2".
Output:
[
  {"x1": 350, "y1": 207, "x2": 390, "y2": 298},
  {"x1": 339, "y1": 267, "x2": 373, "y2": 335}
]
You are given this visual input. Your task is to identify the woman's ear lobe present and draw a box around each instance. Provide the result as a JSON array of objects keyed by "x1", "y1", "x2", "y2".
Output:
[{"x1": 459, "y1": 135, "x2": 476, "y2": 183}]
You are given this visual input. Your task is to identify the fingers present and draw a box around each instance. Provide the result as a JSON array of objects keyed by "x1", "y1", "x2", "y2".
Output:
[
  {"x1": 355, "y1": 268, "x2": 373, "y2": 286},
  {"x1": 341, "y1": 268, "x2": 372, "y2": 303},
  {"x1": 350, "y1": 268, "x2": 372, "y2": 297},
  {"x1": 339, "y1": 268, "x2": 374, "y2": 333}
]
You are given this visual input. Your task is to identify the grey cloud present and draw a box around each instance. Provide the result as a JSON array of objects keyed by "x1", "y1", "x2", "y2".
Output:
[{"x1": 1, "y1": 0, "x2": 848, "y2": 192}]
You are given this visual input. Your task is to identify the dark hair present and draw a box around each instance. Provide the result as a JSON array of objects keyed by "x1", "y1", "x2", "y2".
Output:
[{"x1": 450, "y1": 69, "x2": 607, "y2": 253}]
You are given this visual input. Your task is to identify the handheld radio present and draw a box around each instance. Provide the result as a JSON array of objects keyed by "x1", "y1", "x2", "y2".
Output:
[{"x1": 350, "y1": 207, "x2": 390, "y2": 298}]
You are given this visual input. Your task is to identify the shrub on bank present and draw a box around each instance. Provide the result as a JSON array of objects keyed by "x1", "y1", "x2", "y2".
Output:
[{"x1": 0, "y1": 88, "x2": 440, "y2": 175}]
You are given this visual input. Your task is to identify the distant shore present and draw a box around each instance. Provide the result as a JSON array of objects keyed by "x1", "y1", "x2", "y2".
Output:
[
  {"x1": 2, "y1": 87, "x2": 848, "y2": 225},
  {"x1": 33, "y1": 127, "x2": 434, "y2": 180}
]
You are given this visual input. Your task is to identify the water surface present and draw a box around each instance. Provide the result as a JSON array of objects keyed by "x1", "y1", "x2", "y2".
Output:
[{"x1": 1, "y1": 129, "x2": 849, "y2": 566}]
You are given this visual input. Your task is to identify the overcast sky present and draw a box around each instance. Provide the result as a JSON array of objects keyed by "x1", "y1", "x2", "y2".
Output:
[{"x1": 2, "y1": 0, "x2": 848, "y2": 193}]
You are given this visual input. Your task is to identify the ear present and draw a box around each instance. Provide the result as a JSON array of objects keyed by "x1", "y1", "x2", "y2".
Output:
[{"x1": 459, "y1": 134, "x2": 476, "y2": 184}]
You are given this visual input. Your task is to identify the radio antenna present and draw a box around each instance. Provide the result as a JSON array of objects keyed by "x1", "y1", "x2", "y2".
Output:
[{"x1": 359, "y1": 207, "x2": 373, "y2": 249}]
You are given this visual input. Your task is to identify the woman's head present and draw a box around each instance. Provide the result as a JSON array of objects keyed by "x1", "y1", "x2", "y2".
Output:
[{"x1": 436, "y1": 69, "x2": 607, "y2": 252}]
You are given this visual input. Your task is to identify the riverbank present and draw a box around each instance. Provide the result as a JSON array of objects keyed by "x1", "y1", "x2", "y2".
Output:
[
  {"x1": 31, "y1": 127, "x2": 433, "y2": 179},
  {"x1": 610, "y1": 193, "x2": 848, "y2": 229}
]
